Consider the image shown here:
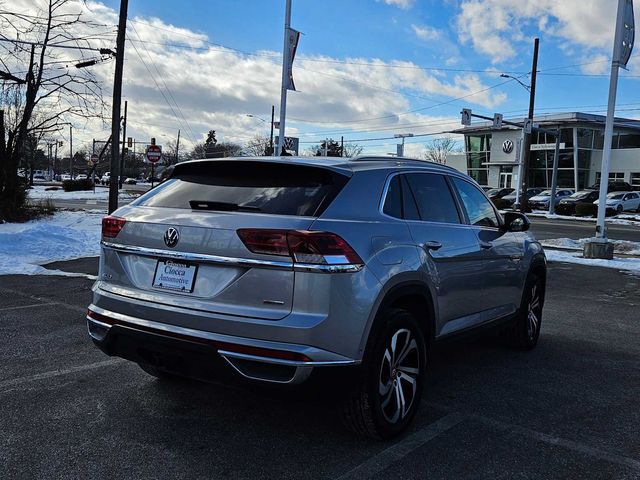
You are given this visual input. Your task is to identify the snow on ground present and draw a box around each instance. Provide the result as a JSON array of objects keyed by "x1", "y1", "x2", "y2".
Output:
[
  {"x1": 0, "y1": 211, "x2": 101, "y2": 278},
  {"x1": 542, "y1": 238, "x2": 640, "y2": 256},
  {"x1": 545, "y1": 249, "x2": 640, "y2": 274},
  {"x1": 526, "y1": 210, "x2": 640, "y2": 225},
  {"x1": 27, "y1": 185, "x2": 139, "y2": 201}
]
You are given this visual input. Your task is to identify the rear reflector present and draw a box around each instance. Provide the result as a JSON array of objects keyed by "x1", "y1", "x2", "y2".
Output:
[
  {"x1": 102, "y1": 216, "x2": 126, "y2": 238},
  {"x1": 237, "y1": 229, "x2": 363, "y2": 266}
]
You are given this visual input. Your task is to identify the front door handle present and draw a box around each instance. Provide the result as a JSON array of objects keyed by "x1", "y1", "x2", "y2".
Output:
[
  {"x1": 422, "y1": 241, "x2": 443, "y2": 251},
  {"x1": 479, "y1": 241, "x2": 493, "y2": 249}
]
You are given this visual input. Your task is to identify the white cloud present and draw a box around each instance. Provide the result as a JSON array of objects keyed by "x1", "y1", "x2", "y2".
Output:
[
  {"x1": 382, "y1": 0, "x2": 415, "y2": 9},
  {"x1": 411, "y1": 24, "x2": 442, "y2": 41},
  {"x1": 456, "y1": 0, "x2": 623, "y2": 65}
]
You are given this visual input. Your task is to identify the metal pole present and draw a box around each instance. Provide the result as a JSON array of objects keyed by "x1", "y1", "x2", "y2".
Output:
[
  {"x1": 176, "y1": 129, "x2": 180, "y2": 163},
  {"x1": 276, "y1": 0, "x2": 292, "y2": 156},
  {"x1": 548, "y1": 130, "x2": 561, "y2": 215},
  {"x1": 69, "y1": 125, "x2": 73, "y2": 178},
  {"x1": 108, "y1": 0, "x2": 129, "y2": 214},
  {"x1": 514, "y1": 128, "x2": 526, "y2": 210},
  {"x1": 119, "y1": 100, "x2": 127, "y2": 189},
  {"x1": 341, "y1": 136, "x2": 344, "y2": 157},
  {"x1": 520, "y1": 37, "x2": 539, "y2": 213},
  {"x1": 595, "y1": 0, "x2": 627, "y2": 241},
  {"x1": 269, "y1": 105, "x2": 275, "y2": 155}
]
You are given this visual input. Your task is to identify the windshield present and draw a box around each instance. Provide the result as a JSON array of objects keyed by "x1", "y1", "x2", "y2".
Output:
[
  {"x1": 569, "y1": 191, "x2": 590, "y2": 199},
  {"x1": 607, "y1": 193, "x2": 624, "y2": 200},
  {"x1": 536, "y1": 190, "x2": 552, "y2": 197}
]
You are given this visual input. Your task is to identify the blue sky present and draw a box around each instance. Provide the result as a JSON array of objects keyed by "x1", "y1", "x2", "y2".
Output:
[{"x1": 29, "y1": 0, "x2": 640, "y2": 155}]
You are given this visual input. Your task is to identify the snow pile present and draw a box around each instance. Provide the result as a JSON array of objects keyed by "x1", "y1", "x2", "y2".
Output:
[
  {"x1": 27, "y1": 185, "x2": 139, "y2": 201},
  {"x1": 527, "y1": 210, "x2": 640, "y2": 225},
  {"x1": 541, "y1": 237, "x2": 640, "y2": 256},
  {"x1": 0, "y1": 211, "x2": 102, "y2": 277},
  {"x1": 545, "y1": 249, "x2": 640, "y2": 274}
]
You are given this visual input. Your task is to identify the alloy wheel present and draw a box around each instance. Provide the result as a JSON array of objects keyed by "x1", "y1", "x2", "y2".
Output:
[
  {"x1": 527, "y1": 283, "x2": 542, "y2": 341},
  {"x1": 378, "y1": 328, "x2": 420, "y2": 424}
]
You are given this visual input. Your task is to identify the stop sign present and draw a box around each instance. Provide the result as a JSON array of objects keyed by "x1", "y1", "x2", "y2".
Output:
[
  {"x1": 146, "y1": 145, "x2": 162, "y2": 163},
  {"x1": 90, "y1": 153, "x2": 99, "y2": 165}
]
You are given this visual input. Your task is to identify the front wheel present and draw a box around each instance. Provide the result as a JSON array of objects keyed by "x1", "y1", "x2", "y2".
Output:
[
  {"x1": 502, "y1": 274, "x2": 544, "y2": 350},
  {"x1": 617, "y1": 204, "x2": 623, "y2": 214},
  {"x1": 341, "y1": 309, "x2": 427, "y2": 440}
]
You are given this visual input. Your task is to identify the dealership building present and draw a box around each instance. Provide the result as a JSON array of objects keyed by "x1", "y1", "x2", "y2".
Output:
[{"x1": 446, "y1": 112, "x2": 640, "y2": 191}]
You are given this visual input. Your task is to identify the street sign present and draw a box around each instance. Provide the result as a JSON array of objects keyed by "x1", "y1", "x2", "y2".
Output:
[
  {"x1": 493, "y1": 113, "x2": 503, "y2": 129},
  {"x1": 461, "y1": 109, "x2": 472, "y2": 126},
  {"x1": 274, "y1": 136, "x2": 299, "y2": 155},
  {"x1": 523, "y1": 118, "x2": 533, "y2": 134},
  {"x1": 90, "y1": 153, "x2": 99, "y2": 165},
  {"x1": 146, "y1": 145, "x2": 162, "y2": 163}
]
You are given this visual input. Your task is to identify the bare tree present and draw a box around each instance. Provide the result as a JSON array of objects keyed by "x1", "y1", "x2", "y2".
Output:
[
  {"x1": 244, "y1": 134, "x2": 270, "y2": 157},
  {"x1": 0, "y1": 0, "x2": 106, "y2": 218},
  {"x1": 343, "y1": 143, "x2": 363, "y2": 158},
  {"x1": 423, "y1": 137, "x2": 461, "y2": 164}
]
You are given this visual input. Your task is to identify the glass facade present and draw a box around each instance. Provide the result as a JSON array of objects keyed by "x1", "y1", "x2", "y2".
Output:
[{"x1": 465, "y1": 134, "x2": 490, "y2": 186}]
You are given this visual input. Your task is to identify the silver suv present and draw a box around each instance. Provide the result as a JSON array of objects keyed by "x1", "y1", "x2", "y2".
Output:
[{"x1": 88, "y1": 156, "x2": 546, "y2": 439}]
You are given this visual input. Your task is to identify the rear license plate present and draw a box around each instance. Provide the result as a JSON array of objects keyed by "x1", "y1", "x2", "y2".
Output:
[{"x1": 152, "y1": 260, "x2": 198, "y2": 293}]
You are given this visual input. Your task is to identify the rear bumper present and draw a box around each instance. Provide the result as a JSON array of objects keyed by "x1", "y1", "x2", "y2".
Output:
[{"x1": 87, "y1": 305, "x2": 359, "y2": 385}]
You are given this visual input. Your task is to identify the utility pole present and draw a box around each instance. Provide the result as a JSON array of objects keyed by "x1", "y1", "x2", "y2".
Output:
[
  {"x1": 175, "y1": 129, "x2": 181, "y2": 163},
  {"x1": 394, "y1": 133, "x2": 414, "y2": 157},
  {"x1": 119, "y1": 100, "x2": 127, "y2": 189},
  {"x1": 269, "y1": 105, "x2": 275, "y2": 155},
  {"x1": 519, "y1": 37, "x2": 539, "y2": 213},
  {"x1": 108, "y1": 0, "x2": 129, "y2": 214},
  {"x1": 276, "y1": 0, "x2": 292, "y2": 156},
  {"x1": 341, "y1": 136, "x2": 344, "y2": 157},
  {"x1": 69, "y1": 125, "x2": 73, "y2": 178},
  {"x1": 585, "y1": 0, "x2": 634, "y2": 259}
]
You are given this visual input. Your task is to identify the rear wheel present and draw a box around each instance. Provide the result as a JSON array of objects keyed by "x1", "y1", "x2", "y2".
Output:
[
  {"x1": 341, "y1": 309, "x2": 427, "y2": 440},
  {"x1": 502, "y1": 274, "x2": 543, "y2": 350}
]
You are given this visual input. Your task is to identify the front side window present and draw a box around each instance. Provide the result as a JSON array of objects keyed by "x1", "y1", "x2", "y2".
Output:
[
  {"x1": 451, "y1": 177, "x2": 500, "y2": 228},
  {"x1": 404, "y1": 173, "x2": 461, "y2": 224}
]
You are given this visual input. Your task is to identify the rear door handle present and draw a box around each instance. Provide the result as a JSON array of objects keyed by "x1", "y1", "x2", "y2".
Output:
[
  {"x1": 479, "y1": 241, "x2": 493, "y2": 249},
  {"x1": 422, "y1": 241, "x2": 443, "y2": 251}
]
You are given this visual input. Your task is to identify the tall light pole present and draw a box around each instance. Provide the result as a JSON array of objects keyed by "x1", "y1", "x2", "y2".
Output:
[
  {"x1": 585, "y1": 0, "x2": 635, "y2": 259},
  {"x1": 108, "y1": 0, "x2": 129, "y2": 214},
  {"x1": 276, "y1": 0, "x2": 292, "y2": 156},
  {"x1": 519, "y1": 37, "x2": 540, "y2": 214},
  {"x1": 394, "y1": 133, "x2": 414, "y2": 157}
]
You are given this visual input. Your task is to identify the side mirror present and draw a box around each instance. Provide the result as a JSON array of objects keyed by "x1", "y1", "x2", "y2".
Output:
[{"x1": 502, "y1": 211, "x2": 530, "y2": 232}]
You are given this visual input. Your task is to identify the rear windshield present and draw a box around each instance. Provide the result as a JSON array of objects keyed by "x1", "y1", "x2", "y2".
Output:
[{"x1": 133, "y1": 161, "x2": 350, "y2": 217}]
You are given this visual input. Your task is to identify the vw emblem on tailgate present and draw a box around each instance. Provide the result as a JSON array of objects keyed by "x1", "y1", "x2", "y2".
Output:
[{"x1": 164, "y1": 228, "x2": 180, "y2": 248}]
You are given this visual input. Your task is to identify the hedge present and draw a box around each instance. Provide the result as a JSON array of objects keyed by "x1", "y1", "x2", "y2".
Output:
[{"x1": 62, "y1": 179, "x2": 94, "y2": 192}]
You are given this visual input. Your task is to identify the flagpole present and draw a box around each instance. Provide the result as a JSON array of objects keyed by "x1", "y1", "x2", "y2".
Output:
[
  {"x1": 276, "y1": 0, "x2": 292, "y2": 156},
  {"x1": 585, "y1": 0, "x2": 634, "y2": 259}
]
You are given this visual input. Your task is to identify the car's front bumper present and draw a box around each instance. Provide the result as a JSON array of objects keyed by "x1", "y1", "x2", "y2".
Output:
[{"x1": 87, "y1": 305, "x2": 359, "y2": 385}]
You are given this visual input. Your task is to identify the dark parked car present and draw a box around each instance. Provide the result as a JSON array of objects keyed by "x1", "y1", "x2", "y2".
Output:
[
  {"x1": 556, "y1": 190, "x2": 600, "y2": 215},
  {"x1": 588, "y1": 181, "x2": 633, "y2": 193},
  {"x1": 486, "y1": 187, "x2": 515, "y2": 201},
  {"x1": 500, "y1": 188, "x2": 543, "y2": 207}
]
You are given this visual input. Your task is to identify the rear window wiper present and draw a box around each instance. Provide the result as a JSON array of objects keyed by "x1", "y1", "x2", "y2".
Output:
[{"x1": 189, "y1": 200, "x2": 261, "y2": 212}]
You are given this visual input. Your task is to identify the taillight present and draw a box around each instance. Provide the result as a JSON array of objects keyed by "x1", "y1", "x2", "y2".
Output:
[
  {"x1": 102, "y1": 216, "x2": 126, "y2": 238},
  {"x1": 237, "y1": 229, "x2": 363, "y2": 266}
]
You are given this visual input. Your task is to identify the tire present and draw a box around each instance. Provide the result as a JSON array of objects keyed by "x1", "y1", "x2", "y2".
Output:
[
  {"x1": 502, "y1": 274, "x2": 544, "y2": 350},
  {"x1": 138, "y1": 362, "x2": 184, "y2": 381},
  {"x1": 617, "y1": 204, "x2": 623, "y2": 214},
  {"x1": 340, "y1": 309, "x2": 427, "y2": 440}
]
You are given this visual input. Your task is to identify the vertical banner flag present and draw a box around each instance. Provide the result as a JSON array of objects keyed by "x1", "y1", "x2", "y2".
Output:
[
  {"x1": 620, "y1": 0, "x2": 635, "y2": 68},
  {"x1": 286, "y1": 28, "x2": 301, "y2": 91}
]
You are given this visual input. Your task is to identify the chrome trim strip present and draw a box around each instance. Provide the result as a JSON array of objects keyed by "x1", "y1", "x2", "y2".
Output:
[
  {"x1": 219, "y1": 354, "x2": 313, "y2": 384},
  {"x1": 101, "y1": 241, "x2": 363, "y2": 273},
  {"x1": 86, "y1": 305, "x2": 360, "y2": 367}
]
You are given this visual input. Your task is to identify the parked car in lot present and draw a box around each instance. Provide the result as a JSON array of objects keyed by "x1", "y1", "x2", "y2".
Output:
[
  {"x1": 61, "y1": 174, "x2": 72, "y2": 181},
  {"x1": 101, "y1": 172, "x2": 111, "y2": 185},
  {"x1": 76, "y1": 174, "x2": 88, "y2": 180},
  {"x1": 556, "y1": 190, "x2": 600, "y2": 215},
  {"x1": 486, "y1": 187, "x2": 515, "y2": 201},
  {"x1": 88, "y1": 156, "x2": 546, "y2": 439},
  {"x1": 480, "y1": 186, "x2": 494, "y2": 192},
  {"x1": 124, "y1": 177, "x2": 137, "y2": 185},
  {"x1": 529, "y1": 189, "x2": 573, "y2": 210},
  {"x1": 594, "y1": 191, "x2": 640, "y2": 214},
  {"x1": 500, "y1": 188, "x2": 544, "y2": 207},
  {"x1": 588, "y1": 181, "x2": 633, "y2": 193}
]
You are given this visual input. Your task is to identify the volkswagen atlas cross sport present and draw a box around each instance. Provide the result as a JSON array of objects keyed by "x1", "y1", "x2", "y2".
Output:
[{"x1": 88, "y1": 156, "x2": 546, "y2": 439}]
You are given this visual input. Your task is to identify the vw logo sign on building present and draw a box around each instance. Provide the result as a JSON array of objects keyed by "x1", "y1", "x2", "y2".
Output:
[
  {"x1": 164, "y1": 228, "x2": 180, "y2": 248},
  {"x1": 502, "y1": 140, "x2": 514, "y2": 154}
]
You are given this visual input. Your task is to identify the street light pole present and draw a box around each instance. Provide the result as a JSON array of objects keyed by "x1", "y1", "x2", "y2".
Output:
[
  {"x1": 270, "y1": 105, "x2": 275, "y2": 155},
  {"x1": 394, "y1": 133, "x2": 414, "y2": 157},
  {"x1": 276, "y1": 0, "x2": 292, "y2": 156},
  {"x1": 69, "y1": 125, "x2": 73, "y2": 178},
  {"x1": 108, "y1": 0, "x2": 129, "y2": 214},
  {"x1": 519, "y1": 37, "x2": 539, "y2": 214}
]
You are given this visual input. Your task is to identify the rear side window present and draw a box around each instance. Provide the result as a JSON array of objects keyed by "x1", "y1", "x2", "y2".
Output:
[
  {"x1": 134, "y1": 161, "x2": 349, "y2": 217},
  {"x1": 405, "y1": 173, "x2": 461, "y2": 224},
  {"x1": 383, "y1": 176, "x2": 402, "y2": 218}
]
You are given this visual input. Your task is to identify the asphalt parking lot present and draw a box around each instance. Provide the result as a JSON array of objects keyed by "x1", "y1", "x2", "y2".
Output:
[{"x1": 1, "y1": 259, "x2": 639, "y2": 479}]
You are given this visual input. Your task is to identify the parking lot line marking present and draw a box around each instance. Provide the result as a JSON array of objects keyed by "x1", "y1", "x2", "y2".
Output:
[
  {"x1": 0, "y1": 287, "x2": 87, "y2": 314},
  {"x1": 0, "y1": 359, "x2": 122, "y2": 391},
  {"x1": 335, "y1": 413, "x2": 465, "y2": 480},
  {"x1": 0, "y1": 302, "x2": 58, "y2": 312},
  {"x1": 424, "y1": 401, "x2": 640, "y2": 472}
]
